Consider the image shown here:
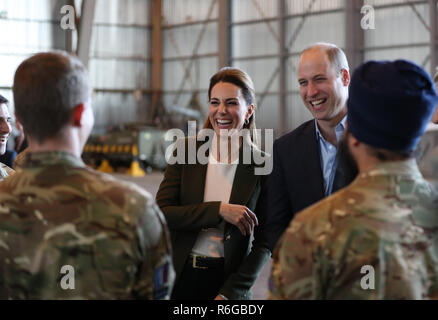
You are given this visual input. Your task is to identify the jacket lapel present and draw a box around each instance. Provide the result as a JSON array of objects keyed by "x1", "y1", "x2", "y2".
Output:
[
  {"x1": 228, "y1": 163, "x2": 258, "y2": 206},
  {"x1": 183, "y1": 138, "x2": 211, "y2": 204},
  {"x1": 184, "y1": 162, "x2": 208, "y2": 204},
  {"x1": 301, "y1": 120, "x2": 325, "y2": 198}
]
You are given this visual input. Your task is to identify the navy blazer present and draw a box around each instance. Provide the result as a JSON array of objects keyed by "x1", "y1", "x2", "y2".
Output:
[{"x1": 265, "y1": 119, "x2": 357, "y2": 250}]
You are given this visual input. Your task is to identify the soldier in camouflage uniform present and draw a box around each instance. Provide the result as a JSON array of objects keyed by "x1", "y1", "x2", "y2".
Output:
[
  {"x1": 269, "y1": 60, "x2": 438, "y2": 300},
  {"x1": 0, "y1": 95, "x2": 14, "y2": 181},
  {"x1": 0, "y1": 51, "x2": 175, "y2": 299}
]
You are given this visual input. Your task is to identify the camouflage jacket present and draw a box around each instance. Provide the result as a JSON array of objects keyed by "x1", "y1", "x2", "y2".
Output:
[
  {"x1": 269, "y1": 159, "x2": 438, "y2": 300},
  {"x1": 13, "y1": 148, "x2": 28, "y2": 170},
  {"x1": 0, "y1": 151, "x2": 175, "y2": 299},
  {"x1": 0, "y1": 162, "x2": 14, "y2": 182}
]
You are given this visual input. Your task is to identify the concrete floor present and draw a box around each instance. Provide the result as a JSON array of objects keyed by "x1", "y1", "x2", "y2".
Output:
[{"x1": 112, "y1": 171, "x2": 272, "y2": 300}]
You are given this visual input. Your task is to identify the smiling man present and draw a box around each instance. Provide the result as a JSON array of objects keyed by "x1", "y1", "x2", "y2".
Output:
[
  {"x1": 269, "y1": 59, "x2": 438, "y2": 300},
  {"x1": 265, "y1": 43, "x2": 358, "y2": 250},
  {"x1": 0, "y1": 94, "x2": 14, "y2": 181}
]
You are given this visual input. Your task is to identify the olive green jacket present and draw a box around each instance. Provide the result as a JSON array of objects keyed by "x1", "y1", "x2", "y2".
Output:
[{"x1": 156, "y1": 137, "x2": 271, "y2": 299}]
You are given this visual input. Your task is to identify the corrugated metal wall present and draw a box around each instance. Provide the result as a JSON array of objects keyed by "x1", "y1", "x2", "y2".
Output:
[
  {"x1": 0, "y1": 0, "x2": 68, "y2": 107},
  {"x1": 0, "y1": 0, "x2": 436, "y2": 137},
  {"x1": 363, "y1": 0, "x2": 430, "y2": 72},
  {"x1": 162, "y1": 0, "x2": 218, "y2": 119},
  {"x1": 232, "y1": 0, "x2": 280, "y2": 134},
  {"x1": 90, "y1": 0, "x2": 151, "y2": 132}
]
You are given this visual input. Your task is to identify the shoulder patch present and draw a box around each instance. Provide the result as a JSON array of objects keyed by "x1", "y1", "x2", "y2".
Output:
[{"x1": 153, "y1": 260, "x2": 171, "y2": 299}]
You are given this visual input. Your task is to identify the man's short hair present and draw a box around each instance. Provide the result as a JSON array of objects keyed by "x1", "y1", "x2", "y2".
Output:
[
  {"x1": 13, "y1": 51, "x2": 91, "y2": 143},
  {"x1": 301, "y1": 42, "x2": 350, "y2": 74},
  {"x1": 0, "y1": 94, "x2": 8, "y2": 105}
]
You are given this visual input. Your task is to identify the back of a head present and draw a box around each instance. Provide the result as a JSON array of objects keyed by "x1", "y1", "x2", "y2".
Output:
[
  {"x1": 347, "y1": 60, "x2": 438, "y2": 153},
  {"x1": 301, "y1": 42, "x2": 350, "y2": 74},
  {"x1": 13, "y1": 51, "x2": 91, "y2": 143}
]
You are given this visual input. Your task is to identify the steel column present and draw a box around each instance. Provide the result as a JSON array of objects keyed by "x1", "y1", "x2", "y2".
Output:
[
  {"x1": 150, "y1": 0, "x2": 163, "y2": 108},
  {"x1": 345, "y1": 0, "x2": 364, "y2": 72},
  {"x1": 76, "y1": 0, "x2": 96, "y2": 68},
  {"x1": 430, "y1": 0, "x2": 438, "y2": 75},
  {"x1": 218, "y1": 0, "x2": 231, "y2": 68},
  {"x1": 279, "y1": 0, "x2": 287, "y2": 135}
]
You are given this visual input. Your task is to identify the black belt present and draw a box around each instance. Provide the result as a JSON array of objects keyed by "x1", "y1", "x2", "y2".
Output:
[{"x1": 188, "y1": 254, "x2": 225, "y2": 270}]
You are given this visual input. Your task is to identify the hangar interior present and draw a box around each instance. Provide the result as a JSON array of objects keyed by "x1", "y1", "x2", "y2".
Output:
[
  {"x1": 0, "y1": 0, "x2": 438, "y2": 300},
  {"x1": 1, "y1": 0, "x2": 437, "y2": 136}
]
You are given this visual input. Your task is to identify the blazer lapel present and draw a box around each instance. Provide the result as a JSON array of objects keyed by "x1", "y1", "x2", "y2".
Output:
[
  {"x1": 300, "y1": 120, "x2": 325, "y2": 199},
  {"x1": 228, "y1": 163, "x2": 258, "y2": 206},
  {"x1": 183, "y1": 138, "x2": 211, "y2": 204},
  {"x1": 184, "y1": 162, "x2": 208, "y2": 204}
]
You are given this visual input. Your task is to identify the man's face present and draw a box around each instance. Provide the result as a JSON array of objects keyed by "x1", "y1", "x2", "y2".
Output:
[
  {"x1": 0, "y1": 104, "x2": 11, "y2": 155},
  {"x1": 298, "y1": 49, "x2": 349, "y2": 124}
]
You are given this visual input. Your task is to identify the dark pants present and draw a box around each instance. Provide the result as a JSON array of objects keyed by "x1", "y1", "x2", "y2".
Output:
[{"x1": 171, "y1": 255, "x2": 225, "y2": 300}]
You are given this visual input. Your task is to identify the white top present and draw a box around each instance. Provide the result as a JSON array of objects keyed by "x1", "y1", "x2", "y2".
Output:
[{"x1": 191, "y1": 134, "x2": 239, "y2": 257}]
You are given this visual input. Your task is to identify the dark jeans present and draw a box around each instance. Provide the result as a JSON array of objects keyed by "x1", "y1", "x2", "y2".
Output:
[{"x1": 171, "y1": 255, "x2": 225, "y2": 300}]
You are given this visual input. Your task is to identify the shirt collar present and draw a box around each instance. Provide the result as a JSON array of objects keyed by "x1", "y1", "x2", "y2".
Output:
[
  {"x1": 22, "y1": 151, "x2": 86, "y2": 168},
  {"x1": 315, "y1": 115, "x2": 347, "y2": 142}
]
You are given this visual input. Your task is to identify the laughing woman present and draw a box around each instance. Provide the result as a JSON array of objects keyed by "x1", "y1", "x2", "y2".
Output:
[{"x1": 156, "y1": 67, "x2": 271, "y2": 300}]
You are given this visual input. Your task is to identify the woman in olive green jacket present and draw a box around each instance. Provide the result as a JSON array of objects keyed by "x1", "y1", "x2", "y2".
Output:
[{"x1": 156, "y1": 67, "x2": 271, "y2": 300}]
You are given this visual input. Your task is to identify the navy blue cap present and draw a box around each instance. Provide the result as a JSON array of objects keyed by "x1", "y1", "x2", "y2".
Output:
[{"x1": 347, "y1": 60, "x2": 438, "y2": 152}]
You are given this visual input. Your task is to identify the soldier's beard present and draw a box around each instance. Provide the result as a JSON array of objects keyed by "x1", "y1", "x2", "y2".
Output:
[{"x1": 339, "y1": 132, "x2": 358, "y2": 175}]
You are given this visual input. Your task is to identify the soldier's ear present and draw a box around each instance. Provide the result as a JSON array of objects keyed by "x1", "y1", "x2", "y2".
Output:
[
  {"x1": 341, "y1": 68, "x2": 350, "y2": 86},
  {"x1": 348, "y1": 132, "x2": 359, "y2": 145},
  {"x1": 432, "y1": 103, "x2": 438, "y2": 124},
  {"x1": 72, "y1": 103, "x2": 85, "y2": 127}
]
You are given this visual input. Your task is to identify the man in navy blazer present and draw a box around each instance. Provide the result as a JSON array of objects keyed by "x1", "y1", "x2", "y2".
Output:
[{"x1": 266, "y1": 43, "x2": 358, "y2": 250}]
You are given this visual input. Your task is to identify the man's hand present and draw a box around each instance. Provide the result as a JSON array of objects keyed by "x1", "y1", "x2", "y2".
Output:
[{"x1": 219, "y1": 203, "x2": 258, "y2": 236}]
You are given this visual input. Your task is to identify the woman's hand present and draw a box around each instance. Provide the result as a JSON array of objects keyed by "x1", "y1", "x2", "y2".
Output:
[{"x1": 219, "y1": 203, "x2": 258, "y2": 236}]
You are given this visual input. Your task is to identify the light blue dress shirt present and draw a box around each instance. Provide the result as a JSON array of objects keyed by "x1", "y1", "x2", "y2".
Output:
[{"x1": 315, "y1": 116, "x2": 347, "y2": 196}]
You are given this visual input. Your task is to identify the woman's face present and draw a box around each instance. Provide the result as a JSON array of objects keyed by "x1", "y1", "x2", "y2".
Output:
[{"x1": 208, "y1": 81, "x2": 254, "y2": 136}]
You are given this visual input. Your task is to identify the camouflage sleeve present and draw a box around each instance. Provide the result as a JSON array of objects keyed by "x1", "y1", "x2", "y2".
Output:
[
  {"x1": 268, "y1": 219, "x2": 321, "y2": 300},
  {"x1": 132, "y1": 195, "x2": 175, "y2": 299},
  {"x1": 13, "y1": 148, "x2": 28, "y2": 170}
]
